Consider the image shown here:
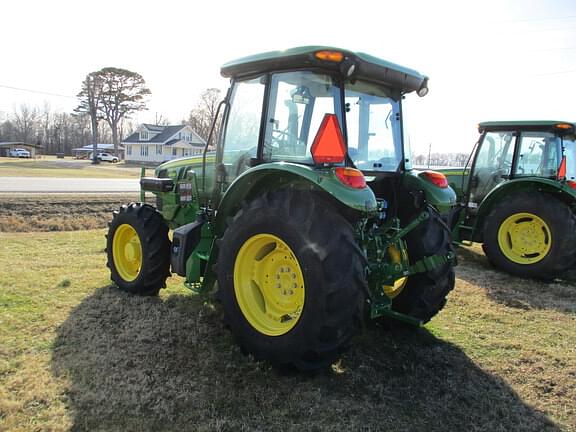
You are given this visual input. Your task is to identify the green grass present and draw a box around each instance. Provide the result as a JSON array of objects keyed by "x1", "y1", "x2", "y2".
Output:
[
  {"x1": 0, "y1": 156, "x2": 143, "y2": 178},
  {"x1": 0, "y1": 232, "x2": 574, "y2": 431}
]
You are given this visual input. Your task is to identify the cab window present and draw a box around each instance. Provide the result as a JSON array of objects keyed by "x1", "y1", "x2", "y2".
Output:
[
  {"x1": 345, "y1": 81, "x2": 401, "y2": 172},
  {"x1": 221, "y1": 78, "x2": 265, "y2": 181},
  {"x1": 263, "y1": 71, "x2": 338, "y2": 163},
  {"x1": 514, "y1": 132, "x2": 559, "y2": 177}
]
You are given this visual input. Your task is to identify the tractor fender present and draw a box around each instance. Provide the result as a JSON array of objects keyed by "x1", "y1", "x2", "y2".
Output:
[
  {"x1": 214, "y1": 162, "x2": 377, "y2": 236},
  {"x1": 402, "y1": 169, "x2": 458, "y2": 214},
  {"x1": 474, "y1": 177, "x2": 576, "y2": 239}
]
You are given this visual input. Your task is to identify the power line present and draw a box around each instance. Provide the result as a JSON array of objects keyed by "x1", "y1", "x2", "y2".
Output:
[
  {"x1": 502, "y1": 14, "x2": 576, "y2": 23},
  {"x1": 531, "y1": 69, "x2": 576, "y2": 77},
  {"x1": 0, "y1": 84, "x2": 76, "y2": 99}
]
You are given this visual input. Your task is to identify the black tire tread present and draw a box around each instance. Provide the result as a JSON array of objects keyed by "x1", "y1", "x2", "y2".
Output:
[
  {"x1": 106, "y1": 202, "x2": 171, "y2": 296},
  {"x1": 483, "y1": 192, "x2": 576, "y2": 279},
  {"x1": 217, "y1": 189, "x2": 366, "y2": 370},
  {"x1": 392, "y1": 207, "x2": 456, "y2": 323}
]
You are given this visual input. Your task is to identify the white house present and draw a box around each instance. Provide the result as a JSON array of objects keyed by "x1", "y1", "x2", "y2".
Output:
[{"x1": 122, "y1": 124, "x2": 206, "y2": 164}]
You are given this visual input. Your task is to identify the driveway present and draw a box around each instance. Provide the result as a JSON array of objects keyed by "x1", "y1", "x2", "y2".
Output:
[{"x1": 0, "y1": 177, "x2": 139, "y2": 193}]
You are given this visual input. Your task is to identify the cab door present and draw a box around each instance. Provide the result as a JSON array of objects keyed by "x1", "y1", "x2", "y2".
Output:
[
  {"x1": 215, "y1": 77, "x2": 266, "y2": 199},
  {"x1": 467, "y1": 130, "x2": 516, "y2": 208}
]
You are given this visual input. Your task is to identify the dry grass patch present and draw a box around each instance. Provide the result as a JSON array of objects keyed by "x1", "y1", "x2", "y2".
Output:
[
  {"x1": 0, "y1": 194, "x2": 140, "y2": 232},
  {"x1": 0, "y1": 232, "x2": 574, "y2": 431}
]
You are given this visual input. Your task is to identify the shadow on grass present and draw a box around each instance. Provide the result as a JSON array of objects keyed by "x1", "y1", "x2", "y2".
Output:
[
  {"x1": 52, "y1": 286, "x2": 560, "y2": 432},
  {"x1": 455, "y1": 246, "x2": 576, "y2": 314}
]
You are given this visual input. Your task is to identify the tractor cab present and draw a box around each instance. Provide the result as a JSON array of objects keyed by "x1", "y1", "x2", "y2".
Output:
[
  {"x1": 465, "y1": 121, "x2": 576, "y2": 207},
  {"x1": 209, "y1": 46, "x2": 454, "y2": 213}
]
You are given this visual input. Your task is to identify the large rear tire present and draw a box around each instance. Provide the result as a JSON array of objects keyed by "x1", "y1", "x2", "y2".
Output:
[
  {"x1": 482, "y1": 192, "x2": 576, "y2": 278},
  {"x1": 106, "y1": 203, "x2": 171, "y2": 296},
  {"x1": 217, "y1": 190, "x2": 366, "y2": 370},
  {"x1": 391, "y1": 206, "x2": 455, "y2": 323}
]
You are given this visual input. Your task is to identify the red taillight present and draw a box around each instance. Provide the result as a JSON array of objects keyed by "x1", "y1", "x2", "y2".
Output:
[
  {"x1": 310, "y1": 114, "x2": 346, "y2": 164},
  {"x1": 335, "y1": 167, "x2": 366, "y2": 189},
  {"x1": 566, "y1": 180, "x2": 576, "y2": 189},
  {"x1": 421, "y1": 170, "x2": 448, "y2": 188}
]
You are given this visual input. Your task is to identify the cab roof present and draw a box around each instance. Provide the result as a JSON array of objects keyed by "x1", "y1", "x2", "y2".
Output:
[
  {"x1": 479, "y1": 120, "x2": 576, "y2": 134},
  {"x1": 220, "y1": 46, "x2": 428, "y2": 95}
]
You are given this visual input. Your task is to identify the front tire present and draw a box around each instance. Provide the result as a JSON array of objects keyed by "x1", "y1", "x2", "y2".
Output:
[
  {"x1": 106, "y1": 203, "x2": 171, "y2": 296},
  {"x1": 483, "y1": 192, "x2": 576, "y2": 278},
  {"x1": 217, "y1": 190, "x2": 366, "y2": 370}
]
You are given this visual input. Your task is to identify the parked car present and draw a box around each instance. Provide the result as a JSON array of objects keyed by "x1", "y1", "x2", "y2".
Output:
[
  {"x1": 97, "y1": 153, "x2": 119, "y2": 163},
  {"x1": 9, "y1": 148, "x2": 31, "y2": 158}
]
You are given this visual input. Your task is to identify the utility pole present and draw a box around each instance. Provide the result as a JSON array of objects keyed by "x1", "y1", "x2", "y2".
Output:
[{"x1": 427, "y1": 143, "x2": 432, "y2": 169}]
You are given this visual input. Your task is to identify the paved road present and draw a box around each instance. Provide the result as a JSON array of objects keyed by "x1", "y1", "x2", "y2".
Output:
[{"x1": 0, "y1": 177, "x2": 139, "y2": 193}]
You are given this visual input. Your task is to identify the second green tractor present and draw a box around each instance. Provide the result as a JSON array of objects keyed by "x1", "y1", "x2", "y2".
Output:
[{"x1": 442, "y1": 121, "x2": 576, "y2": 279}]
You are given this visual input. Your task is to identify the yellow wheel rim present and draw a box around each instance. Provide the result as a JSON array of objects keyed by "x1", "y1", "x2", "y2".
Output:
[
  {"x1": 497, "y1": 212, "x2": 551, "y2": 264},
  {"x1": 112, "y1": 224, "x2": 142, "y2": 281},
  {"x1": 234, "y1": 234, "x2": 305, "y2": 336},
  {"x1": 382, "y1": 245, "x2": 408, "y2": 299}
]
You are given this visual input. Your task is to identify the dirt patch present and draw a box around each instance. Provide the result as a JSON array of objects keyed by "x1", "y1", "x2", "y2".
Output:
[
  {"x1": 457, "y1": 245, "x2": 576, "y2": 313},
  {"x1": 50, "y1": 286, "x2": 563, "y2": 432},
  {"x1": 0, "y1": 194, "x2": 142, "y2": 232}
]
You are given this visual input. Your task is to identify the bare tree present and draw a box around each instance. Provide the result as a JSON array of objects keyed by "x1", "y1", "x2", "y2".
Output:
[
  {"x1": 154, "y1": 113, "x2": 169, "y2": 126},
  {"x1": 13, "y1": 104, "x2": 38, "y2": 143},
  {"x1": 76, "y1": 73, "x2": 104, "y2": 163},
  {"x1": 0, "y1": 119, "x2": 16, "y2": 142},
  {"x1": 187, "y1": 88, "x2": 223, "y2": 142},
  {"x1": 95, "y1": 67, "x2": 151, "y2": 155}
]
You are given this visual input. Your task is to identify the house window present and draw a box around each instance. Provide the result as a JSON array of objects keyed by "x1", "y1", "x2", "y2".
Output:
[
  {"x1": 156, "y1": 145, "x2": 162, "y2": 155},
  {"x1": 141, "y1": 145, "x2": 149, "y2": 157},
  {"x1": 140, "y1": 131, "x2": 149, "y2": 140},
  {"x1": 127, "y1": 145, "x2": 132, "y2": 156},
  {"x1": 172, "y1": 147, "x2": 177, "y2": 156}
]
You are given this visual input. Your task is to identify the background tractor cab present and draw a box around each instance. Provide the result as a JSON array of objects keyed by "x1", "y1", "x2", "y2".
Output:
[
  {"x1": 443, "y1": 121, "x2": 576, "y2": 278},
  {"x1": 110, "y1": 46, "x2": 457, "y2": 371}
]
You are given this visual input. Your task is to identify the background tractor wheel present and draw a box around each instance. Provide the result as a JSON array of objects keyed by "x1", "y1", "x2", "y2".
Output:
[
  {"x1": 106, "y1": 203, "x2": 171, "y2": 296},
  {"x1": 392, "y1": 206, "x2": 455, "y2": 323},
  {"x1": 482, "y1": 192, "x2": 576, "y2": 279},
  {"x1": 217, "y1": 190, "x2": 366, "y2": 371}
]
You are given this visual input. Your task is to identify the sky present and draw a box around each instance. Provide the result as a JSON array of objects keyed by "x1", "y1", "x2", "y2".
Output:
[{"x1": 1, "y1": 0, "x2": 575, "y2": 155}]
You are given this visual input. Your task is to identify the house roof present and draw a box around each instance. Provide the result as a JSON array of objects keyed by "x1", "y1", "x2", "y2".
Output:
[
  {"x1": 142, "y1": 124, "x2": 165, "y2": 132},
  {"x1": 151, "y1": 126, "x2": 188, "y2": 143},
  {"x1": 122, "y1": 124, "x2": 206, "y2": 145},
  {"x1": 122, "y1": 125, "x2": 186, "y2": 143}
]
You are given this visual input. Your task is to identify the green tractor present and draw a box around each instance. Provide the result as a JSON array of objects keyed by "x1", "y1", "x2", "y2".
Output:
[
  {"x1": 106, "y1": 46, "x2": 457, "y2": 370},
  {"x1": 442, "y1": 121, "x2": 576, "y2": 279}
]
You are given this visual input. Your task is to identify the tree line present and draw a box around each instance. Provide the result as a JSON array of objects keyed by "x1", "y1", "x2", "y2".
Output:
[
  {"x1": 0, "y1": 66, "x2": 223, "y2": 160},
  {"x1": 0, "y1": 68, "x2": 470, "y2": 168},
  {"x1": 412, "y1": 152, "x2": 471, "y2": 168},
  {"x1": 0, "y1": 103, "x2": 127, "y2": 155}
]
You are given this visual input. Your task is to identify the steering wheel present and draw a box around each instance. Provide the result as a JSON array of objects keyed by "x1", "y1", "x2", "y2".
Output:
[{"x1": 271, "y1": 129, "x2": 301, "y2": 155}]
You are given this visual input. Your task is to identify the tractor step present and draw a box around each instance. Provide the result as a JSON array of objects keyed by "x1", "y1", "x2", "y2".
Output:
[{"x1": 171, "y1": 218, "x2": 206, "y2": 276}]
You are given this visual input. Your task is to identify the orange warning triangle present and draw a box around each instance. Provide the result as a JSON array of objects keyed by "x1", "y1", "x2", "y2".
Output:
[
  {"x1": 558, "y1": 155, "x2": 566, "y2": 180},
  {"x1": 310, "y1": 114, "x2": 346, "y2": 164}
]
